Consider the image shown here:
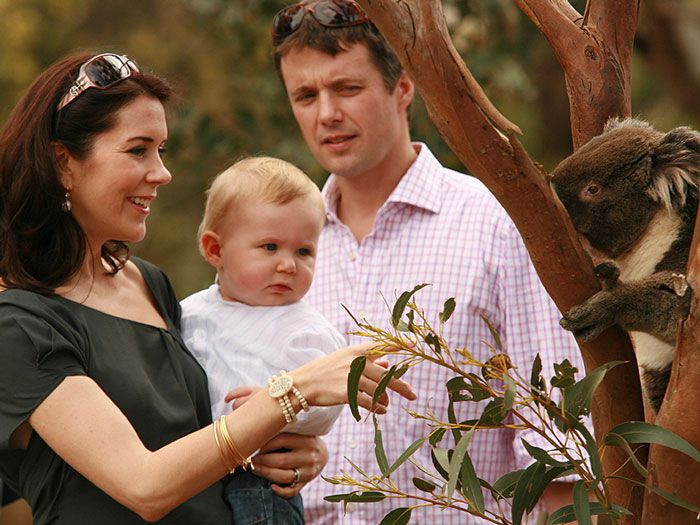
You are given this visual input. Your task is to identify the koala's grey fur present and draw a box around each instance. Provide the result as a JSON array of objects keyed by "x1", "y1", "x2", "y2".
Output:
[{"x1": 549, "y1": 117, "x2": 700, "y2": 413}]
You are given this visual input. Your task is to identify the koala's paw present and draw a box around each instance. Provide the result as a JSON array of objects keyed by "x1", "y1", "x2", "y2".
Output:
[
  {"x1": 560, "y1": 294, "x2": 616, "y2": 342},
  {"x1": 593, "y1": 262, "x2": 620, "y2": 290}
]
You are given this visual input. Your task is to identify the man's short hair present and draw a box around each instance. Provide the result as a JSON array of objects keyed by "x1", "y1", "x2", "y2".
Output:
[{"x1": 272, "y1": 2, "x2": 404, "y2": 93}]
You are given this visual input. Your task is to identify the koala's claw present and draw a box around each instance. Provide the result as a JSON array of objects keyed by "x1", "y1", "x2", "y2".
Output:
[{"x1": 560, "y1": 298, "x2": 616, "y2": 342}]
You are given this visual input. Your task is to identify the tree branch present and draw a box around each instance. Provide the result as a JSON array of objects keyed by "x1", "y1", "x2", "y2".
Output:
[{"x1": 358, "y1": 1, "x2": 645, "y2": 520}]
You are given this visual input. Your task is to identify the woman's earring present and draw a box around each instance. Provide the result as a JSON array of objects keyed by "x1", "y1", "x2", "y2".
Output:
[{"x1": 61, "y1": 191, "x2": 72, "y2": 212}]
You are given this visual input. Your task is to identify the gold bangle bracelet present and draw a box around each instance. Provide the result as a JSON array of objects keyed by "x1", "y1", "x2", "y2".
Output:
[
  {"x1": 218, "y1": 416, "x2": 253, "y2": 470},
  {"x1": 213, "y1": 420, "x2": 236, "y2": 473}
]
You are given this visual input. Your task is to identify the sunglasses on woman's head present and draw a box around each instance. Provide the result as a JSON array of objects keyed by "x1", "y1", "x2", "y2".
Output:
[
  {"x1": 56, "y1": 53, "x2": 139, "y2": 112},
  {"x1": 272, "y1": 0, "x2": 369, "y2": 40}
]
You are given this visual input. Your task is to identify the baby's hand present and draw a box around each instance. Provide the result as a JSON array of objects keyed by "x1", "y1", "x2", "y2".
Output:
[{"x1": 224, "y1": 386, "x2": 263, "y2": 410}]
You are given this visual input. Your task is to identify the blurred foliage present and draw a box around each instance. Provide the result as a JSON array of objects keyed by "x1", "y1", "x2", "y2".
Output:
[{"x1": 0, "y1": 0, "x2": 694, "y2": 297}]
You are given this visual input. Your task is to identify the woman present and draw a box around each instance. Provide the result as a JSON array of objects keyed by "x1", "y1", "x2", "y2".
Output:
[{"x1": 0, "y1": 51, "x2": 415, "y2": 524}]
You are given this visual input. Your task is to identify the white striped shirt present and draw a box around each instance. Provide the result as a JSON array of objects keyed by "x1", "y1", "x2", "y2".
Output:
[{"x1": 302, "y1": 144, "x2": 584, "y2": 524}]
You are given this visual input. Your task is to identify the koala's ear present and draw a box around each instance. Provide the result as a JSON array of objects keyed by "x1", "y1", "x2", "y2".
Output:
[{"x1": 648, "y1": 126, "x2": 700, "y2": 210}]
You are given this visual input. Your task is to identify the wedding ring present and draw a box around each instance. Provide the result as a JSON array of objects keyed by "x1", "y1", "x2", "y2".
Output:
[{"x1": 290, "y1": 467, "x2": 301, "y2": 487}]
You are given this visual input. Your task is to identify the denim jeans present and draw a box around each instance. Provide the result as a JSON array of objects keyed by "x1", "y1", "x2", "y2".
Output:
[{"x1": 224, "y1": 470, "x2": 304, "y2": 525}]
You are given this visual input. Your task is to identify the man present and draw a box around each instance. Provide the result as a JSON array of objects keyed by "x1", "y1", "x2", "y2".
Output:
[{"x1": 261, "y1": 1, "x2": 584, "y2": 522}]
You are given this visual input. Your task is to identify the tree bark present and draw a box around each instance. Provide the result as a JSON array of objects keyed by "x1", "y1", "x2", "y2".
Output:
[
  {"x1": 357, "y1": 0, "x2": 645, "y2": 521},
  {"x1": 641, "y1": 211, "x2": 700, "y2": 523}
]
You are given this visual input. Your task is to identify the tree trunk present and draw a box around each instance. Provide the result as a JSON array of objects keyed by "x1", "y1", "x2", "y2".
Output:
[
  {"x1": 356, "y1": 0, "x2": 645, "y2": 521},
  {"x1": 641, "y1": 211, "x2": 700, "y2": 522}
]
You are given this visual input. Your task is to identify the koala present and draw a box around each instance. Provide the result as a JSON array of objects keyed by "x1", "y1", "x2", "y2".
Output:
[{"x1": 549, "y1": 117, "x2": 700, "y2": 412}]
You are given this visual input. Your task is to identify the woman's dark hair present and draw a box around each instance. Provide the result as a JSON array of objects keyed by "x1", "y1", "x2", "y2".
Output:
[{"x1": 0, "y1": 51, "x2": 172, "y2": 294}]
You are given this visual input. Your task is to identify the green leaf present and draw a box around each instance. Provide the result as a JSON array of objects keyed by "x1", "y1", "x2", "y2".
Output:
[
  {"x1": 439, "y1": 297, "x2": 456, "y2": 323},
  {"x1": 386, "y1": 437, "x2": 427, "y2": 477},
  {"x1": 446, "y1": 375, "x2": 490, "y2": 402},
  {"x1": 547, "y1": 503, "x2": 632, "y2": 524},
  {"x1": 373, "y1": 415, "x2": 389, "y2": 476},
  {"x1": 431, "y1": 447, "x2": 450, "y2": 480},
  {"x1": 574, "y1": 421, "x2": 603, "y2": 481},
  {"x1": 391, "y1": 284, "x2": 429, "y2": 329},
  {"x1": 530, "y1": 353, "x2": 543, "y2": 390},
  {"x1": 413, "y1": 477, "x2": 437, "y2": 493},
  {"x1": 447, "y1": 431, "x2": 472, "y2": 500},
  {"x1": 521, "y1": 439, "x2": 571, "y2": 468},
  {"x1": 423, "y1": 332, "x2": 442, "y2": 356},
  {"x1": 491, "y1": 469, "x2": 524, "y2": 500},
  {"x1": 551, "y1": 359, "x2": 577, "y2": 389},
  {"x1": 478, "y1": 397, "x2": 508, "y2": 426},
  {"x1": 458, "y1": 436, "x2": 485, "y2": 512},
  {"x1": 646, "y1": 484, "x2": 700, "y2": 513},
  {"x1": 372, "y1": 365, "x2": 398, "y2": 408},
  {"x1": 394, "y1": 364, "x2": 409, "y2": 379},
  {"x1": 606, "y1": 421, "x2": 700, "y2": 462},
  {"x1": 348, "y1": 356, "x2": 366, "y2": 422},
  {"x1": 429, "y1": 427, "x2": 446, "y2": 446},
  {"x1": 378, "y1": 507, "x2": 412, "y2": 525},
  {"x1": 562, "y1": 361, "x2": 625, "y2": 419},
  {"x1": 324, "y1": 491, "x2": 387, "y2": 503},
  {"x1": 512, "y1": 462, "x2": 546, "y2": 525},
  {"x1": 480, "y1": 314, "x2": 503, "y2": 351},
  {"x1": 603, "y1": 432, "x2": 649, "y2": 477},
  {"x1": 512, "y1": 464, "x2": 572, "y2": 525},
  {"x1": 503, "y1": 376, "x2": 516, "y2": 414},
  {"x1": 572, "y1": 480, "x2": 592, "y2": 525}
]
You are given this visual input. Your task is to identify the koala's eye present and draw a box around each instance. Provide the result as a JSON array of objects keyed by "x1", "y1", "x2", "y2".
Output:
[{"x1": 586, "y1": 183, "x2": 600, "y2": 195}]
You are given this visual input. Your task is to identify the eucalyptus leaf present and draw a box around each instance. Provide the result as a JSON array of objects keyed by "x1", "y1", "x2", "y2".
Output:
[
  {"x1": 458, "y1": 438, "x2": 485, "y2": 512},
  {"x1": 606, "y1": 421, "x2": 700, "y2": 462},
  {"x1": 424, "y1": 332, "x2": 442, "y2": 356},
  {"x1": 547, "y1": 503, "x2": 632, "y2": 524},
  {"x1": 574, "y1": 421, "x2": 603, "y2": 481},
  {"x1": 563, "y1": 360, "x2": 625, "y2": 419},
  {"x1": 447, "y1": 432, "x2": 472, "y2": 501},
  {"x1": 439, "y1": 297, "x2": 456, "y2": 323},
  {"x1": 373, "y1": 415, "x2": 389, "y2": 476},
  {"x1": 348, "y1": 356, "x2": 366, "y2": 422},
  {"x1": 324, "y1": 491, "x2": 387, "y2": 503},
  {"x1": 386, "y1": 437, "x2": 427, "y2": 477},
  {"x1": 511, "y1": 462, "x2": 546, "y2": 525},
  {"x1": 413, "y1": 477, "x2": 437, "y2": 493},
  {"x1": 551, "y1": 359, "x2": 577, "y2": 389},
  {"x1": 446, "y1": 375, "x2": 490, "y2": 402},
  {"x1": 431, "y1": 447, "x2": 450, "y2": 480},
  {"x1": 372, "y1": 365, "x2": 398, "y2": 407},
  {"x1": 429, "y1": 427, "x2": 447, "y2": 446},
  {"x1": 646, "y1": 484, "x2": 700, "y2": 513},
  {"x1": 478, "y1": 397, "x2": 508, "y2": 426},
  {"x1": 491, "y1": 469, "x2": 524, "y2": 500},
  {"x1": 603, "y1": 432, "x2": 649, "y2": 477},
  {"x1": 572, "y1": 480, "x2": 593, "y2": 525},
  {"x1": 521, "y1": 439, "x2": 571, "y2": 468},
  {"x1": 392, "y1": 284, "x2": 429, "y2": 328},
  {"x1": 378, "y1": 507, "x2": 412, "y2": 525}
]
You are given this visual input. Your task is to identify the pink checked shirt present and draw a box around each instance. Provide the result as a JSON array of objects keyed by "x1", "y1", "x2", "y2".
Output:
[{"x1": 302, "y1": 144, "x2": 584, "y2": 524}]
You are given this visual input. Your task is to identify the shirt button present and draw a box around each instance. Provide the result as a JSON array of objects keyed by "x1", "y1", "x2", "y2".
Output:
[
  {"x1": 348, "y1": 439, "x2": 357, "y2": 449},
  {"x1": 359, "y1": 311, "x2": 367, "y2": 319},
  {"x1": 349, "y1": 252, "x2": 357, "y2": 262},
  {"x1": 346, "y1": 502, "x2": 356, "y2": 513}
]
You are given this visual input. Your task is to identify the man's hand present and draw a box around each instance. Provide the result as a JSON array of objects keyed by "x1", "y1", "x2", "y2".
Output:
[
  {"x1": 224, "y1": 386, "x2": 262, "y2": 410},
  {"x1": 252, "y1": 433, "x2": 328, "y2": 498}
]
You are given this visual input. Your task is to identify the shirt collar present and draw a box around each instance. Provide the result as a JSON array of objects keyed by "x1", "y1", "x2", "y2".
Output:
[{"x1": 321, "y1": 142, "x2": 443, "y2": 223}]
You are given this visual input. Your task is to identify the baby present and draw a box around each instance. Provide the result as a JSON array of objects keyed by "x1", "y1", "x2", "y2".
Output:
[{"x1": 181, "y1": 156, "x2": 345, "y2": 525}]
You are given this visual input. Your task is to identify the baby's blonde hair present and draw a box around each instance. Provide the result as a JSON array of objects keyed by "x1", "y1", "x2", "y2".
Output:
[{"x1": 198, "y1": 156, "x2": 325, "y2": 257}]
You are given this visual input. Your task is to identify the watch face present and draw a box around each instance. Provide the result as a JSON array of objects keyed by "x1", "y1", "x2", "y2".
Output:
[{"x1": 269, "y1": 374, "x2": 294, "y2": 398}]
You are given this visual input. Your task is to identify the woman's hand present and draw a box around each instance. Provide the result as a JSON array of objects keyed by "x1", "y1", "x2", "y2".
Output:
[
  {"x1": 252, "y1": 433, "x2": 328, "y2": 498},
  {"x1": 290, "y1": 342, "x2": 416, "y2": 412}
]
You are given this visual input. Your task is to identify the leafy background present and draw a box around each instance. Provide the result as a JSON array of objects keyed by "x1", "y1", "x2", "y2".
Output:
[{"x1": 0, "y1": 0, "x2": 695, "y2": 297}]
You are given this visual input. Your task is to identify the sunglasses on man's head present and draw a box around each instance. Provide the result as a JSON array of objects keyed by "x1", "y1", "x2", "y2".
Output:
[
  {"x1": 56, "y1": 53, "x2": 139, "y2": 112},
  {"x1": 272, "y1": 0, "x2": 370, "y2": 40}
]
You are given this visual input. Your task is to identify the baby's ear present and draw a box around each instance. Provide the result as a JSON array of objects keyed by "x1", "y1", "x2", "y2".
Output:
[{"x1": 200, "y1": 231, "x2": 223, "y2": 268}]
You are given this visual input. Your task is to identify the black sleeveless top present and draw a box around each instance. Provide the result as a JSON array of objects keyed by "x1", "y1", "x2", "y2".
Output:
[{"x1": 0, "y1": 258, "x2": 229, "y2": 524}]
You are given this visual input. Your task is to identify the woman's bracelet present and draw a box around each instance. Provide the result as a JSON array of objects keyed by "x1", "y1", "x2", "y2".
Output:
[
  {"x1": 213, "y1": 416, "x2": 253, "y2": 473},
  {"x1": 267, "y1": 370, "x2": 309, "y2": 423}
]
